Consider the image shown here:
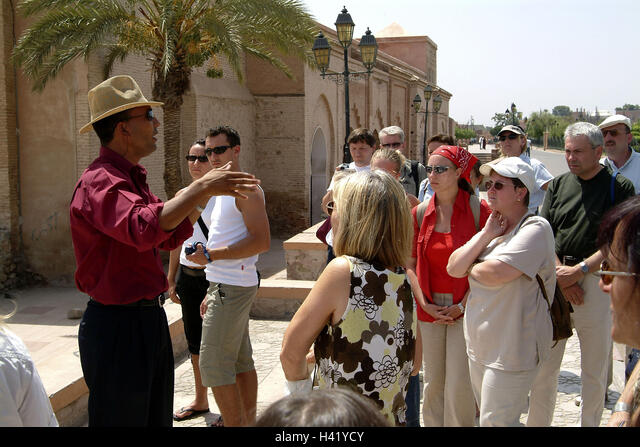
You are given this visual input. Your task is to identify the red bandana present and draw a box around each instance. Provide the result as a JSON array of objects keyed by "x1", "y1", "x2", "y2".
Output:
[{"x1": 431, "y1": 145, "x2": 478, "y2": 182}]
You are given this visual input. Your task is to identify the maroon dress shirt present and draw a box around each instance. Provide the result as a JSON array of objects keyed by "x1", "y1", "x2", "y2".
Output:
[{"x1": 70, "y1": 146, "x2": 193, "y2": 304}]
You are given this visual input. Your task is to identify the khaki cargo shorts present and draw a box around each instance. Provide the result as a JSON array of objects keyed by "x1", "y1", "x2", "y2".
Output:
[{"x1": 199, "y1": 282, "x2": 258, "y2": 387}]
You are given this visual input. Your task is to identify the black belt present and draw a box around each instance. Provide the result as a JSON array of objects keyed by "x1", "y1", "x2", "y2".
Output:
[
  {"x1": 180, "y1": 265, "x2": 207, "y2": 277},
  {"x1": 560, "y1": 255, "x2": 583, "y2": 267},
  {"x1": 90, "y1": 294, "x2": 166, "y2": 307}
]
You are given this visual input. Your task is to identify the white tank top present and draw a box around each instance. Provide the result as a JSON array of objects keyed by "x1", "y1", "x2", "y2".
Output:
[
  {"x1": 204, "y1": 193, "x2": 261, "y2": 287},
  {"x1": 179, "y1": 197, "x2": 216, "y2": 268}
]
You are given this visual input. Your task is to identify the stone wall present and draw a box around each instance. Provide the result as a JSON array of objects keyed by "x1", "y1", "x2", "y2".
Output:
[{"x1": 0, "y1": 2, "x2": 19, "y2": 289}]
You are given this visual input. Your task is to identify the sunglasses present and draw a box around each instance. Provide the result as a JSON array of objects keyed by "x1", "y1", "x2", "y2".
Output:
[
  {"x1": 602, "y1": 129, "x2": 627, "y2": 138},
  {"x1": 426, "y1": 165, "x2": 451, "y2": 174},
  {"x1": 485, "y1": 180, "x2": 513, "y2": 191},
  {"x1": 381, "y1": 142, "x2": 403, "y2": 149},
  {"x1": 596, "y1": 259, "x2": 638, "y2": 285},
  {"x1": 205, "y1": 145, "x2": 232, "y2": 156},
  {"x1": 185, "y1": 154, "x2": 208, "y2": 163},
  {"x1": 498, "y1": 134, "x2": 520, "y2": 142},
  {"x1": 125, "y1": 109, "x2": 154, "y2": 121},
  {"x1": 326, "y1": 201, "x2": 335, "y2": 215}
]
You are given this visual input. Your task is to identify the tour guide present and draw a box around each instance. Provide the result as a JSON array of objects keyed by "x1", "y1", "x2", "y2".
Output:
[{"x1": 69, "y1": 75, "x2": 259, "y2": 426}]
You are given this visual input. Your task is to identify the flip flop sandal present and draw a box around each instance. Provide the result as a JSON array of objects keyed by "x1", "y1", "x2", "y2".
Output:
[
  {"x1": 210, "y1": 415, "x2": 224, "y2": 427},
  {"x1": 173, "y1": 406, "x2": 209, "y2": 421}
]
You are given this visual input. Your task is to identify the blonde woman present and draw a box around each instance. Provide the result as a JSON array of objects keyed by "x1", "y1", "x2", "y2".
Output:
[
  {"x1": 0, "y1": 303, "x2": 58, "y2": 426},
  {"x1": 370, "y1": 148, "x2": 420, "y2": 208},
  {"x1": 281, "y1": 170, "x2": 417, "y2": 426}
]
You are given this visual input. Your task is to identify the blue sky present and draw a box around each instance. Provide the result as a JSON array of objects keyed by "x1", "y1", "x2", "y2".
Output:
[{"x1": 301, "y1": 0, "x2": 639, "y2": 126}]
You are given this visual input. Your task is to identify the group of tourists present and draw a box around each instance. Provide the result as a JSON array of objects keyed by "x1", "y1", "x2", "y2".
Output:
[{"x1": 3, "y1": 75, "x2": 640, "y2": 429}]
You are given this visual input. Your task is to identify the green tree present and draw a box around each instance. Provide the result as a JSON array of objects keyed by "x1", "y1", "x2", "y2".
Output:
[
  {"x1": 455, "y1": 127, "x2": 476, "y2": 140},
  {"x1": 13, "y1": 0, "x2": 316, "y2": 199},
  {"x1": 526, "y1": 110, "x2": 570, "y2": 140},
  {"x1": 552, "y1": 105, "x2": 571, "y2": 117},
  {"x1": 621, "y1": 104, "x2": 640, "y2": 110},
  {"x1": 631, "y1": 122, "x2": 640, "y2": 151}
]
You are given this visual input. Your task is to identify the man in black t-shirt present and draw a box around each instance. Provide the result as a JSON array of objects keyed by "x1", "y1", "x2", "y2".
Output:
[{"x1": 528, "y1": 122, "x2": 635, "y2": 427}]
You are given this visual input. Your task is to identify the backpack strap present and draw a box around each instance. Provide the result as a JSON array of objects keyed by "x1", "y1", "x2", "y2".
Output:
[
  {"x1": 410, "y1": 160, "x2": 420, "y2": 197},
  {"x1": 469, "y1": 194, "x2": 480, "y2": 232},
  {"x1": 416, "y1": 200, "x2": 428, "y2": 231},
  {"x1": 610, "y1": 171, "x2": 618, "y2": 205}
]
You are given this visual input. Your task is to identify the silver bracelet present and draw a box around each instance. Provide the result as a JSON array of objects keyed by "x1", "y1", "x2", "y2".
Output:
[
  {"x1": 614, "y1": 401, "x2": 631, "y2": 413},
  {"x1": 457, "y1": 302, "x2": 465, "y2": 313}
]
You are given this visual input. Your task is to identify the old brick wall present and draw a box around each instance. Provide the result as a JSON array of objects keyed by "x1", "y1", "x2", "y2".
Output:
[{"x1": 0, "y1": 1, "x2": 20, "y2": 289}]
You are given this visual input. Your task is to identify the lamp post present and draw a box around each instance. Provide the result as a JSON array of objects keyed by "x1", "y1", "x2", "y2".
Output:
[
  {"x1": 413, "y1": 87, "x2": 442, "y2": 163},
  {"x1": 312, "y1": 7, "x2": 378, "y2": 164}
]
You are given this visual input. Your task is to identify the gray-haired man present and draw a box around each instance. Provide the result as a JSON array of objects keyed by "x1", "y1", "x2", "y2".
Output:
[
  {"x1": 529, "y1": 122, "x2": 635, "y2": 426},
  {"x1": 379, "y1": 126, "x2": 427, "y2": 197}
]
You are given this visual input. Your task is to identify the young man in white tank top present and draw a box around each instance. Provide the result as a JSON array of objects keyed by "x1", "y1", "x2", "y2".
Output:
[{"x1": 187, "y1": 126, "x2": 270, "y2": 426}]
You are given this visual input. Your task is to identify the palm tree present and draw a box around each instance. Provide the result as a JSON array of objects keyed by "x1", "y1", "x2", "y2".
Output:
[{"x1": 13, "y1": 0, "x2": 316, "y2": 198}]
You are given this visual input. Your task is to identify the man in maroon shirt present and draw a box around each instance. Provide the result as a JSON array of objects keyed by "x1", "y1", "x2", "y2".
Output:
[{"x1": 70, "y1": 75, "x2": 259, "y2": 426}]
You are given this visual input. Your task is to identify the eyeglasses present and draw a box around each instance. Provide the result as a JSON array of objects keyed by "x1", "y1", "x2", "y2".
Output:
[
  {"x1": 484, "y1": 180, "x2": 513, "y2": 191},
  {"x1": 426, "y1": 165, "x2": 451, "y2": 174},
  {"x1": 498, "y1": 134, "x2": 520, "y2": 142},
  {"x1": 205, "y1": 145, "x2": 232, "y2": 156},
  {"x1": 326, "y1": 201, "x2": 335, "y2": 215},
  {"x1": 381, "y1": 142, "x2": 403, "y2": 149},
  {"x1": 602, "y1": 129, "x2": 627, "y2": 138},
  {"x1": 125, "y1": 109, "x2": 154, "y2": 122},
  {"x1": 596, "y1": 259, "x2": 638, "y2": 285},
  {"x1": 185, "y1": 155, "x2": 209, "y2": 163}
]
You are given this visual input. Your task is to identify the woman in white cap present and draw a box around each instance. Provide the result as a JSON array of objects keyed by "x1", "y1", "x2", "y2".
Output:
[
  {"x1": 497, "y1": 125, "x2": 553, "y2": 215},
  {"x1": 447, "y1": 157, "x2": 556, "y2": 427}
]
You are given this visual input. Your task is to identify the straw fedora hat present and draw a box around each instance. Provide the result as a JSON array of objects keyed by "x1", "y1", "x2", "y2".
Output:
[{"x1": 79, "y1": 75, "x2": 163, "y2": 134}]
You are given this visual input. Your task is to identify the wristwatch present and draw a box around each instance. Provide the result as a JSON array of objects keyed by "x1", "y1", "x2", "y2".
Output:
[
  {"x1": 579, "y1": 261, "x2": 589, "y2": 274},
  {"x1": 457, "y1": 303, "x2": 465, "y2": 314},
  {"x1": 614, "y1": 401, "x2": 631, "y2": 413}
]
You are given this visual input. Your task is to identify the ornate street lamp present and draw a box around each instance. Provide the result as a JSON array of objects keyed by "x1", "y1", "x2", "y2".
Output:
[
  {"x1": 311, "y1": 7, "x2": 378, "y2": 164},
  {"x1": 413, "y1": 85, "x2": 440, "y2": 163}
]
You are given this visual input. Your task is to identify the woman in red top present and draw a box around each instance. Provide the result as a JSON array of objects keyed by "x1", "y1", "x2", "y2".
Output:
[{"x1": 408, "y1": 145, "x2": 491, "y2": 426}]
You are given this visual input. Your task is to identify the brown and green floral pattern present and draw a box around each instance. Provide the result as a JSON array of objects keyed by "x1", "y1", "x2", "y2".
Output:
[{"x1": 314, "y1": 256, "x2": 416, "y2": 426}]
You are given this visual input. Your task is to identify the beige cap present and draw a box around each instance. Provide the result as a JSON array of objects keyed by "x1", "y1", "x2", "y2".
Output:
[
  {"x1": 598, "y1": 114, "x2": 631, "y2": 131},
  {"x1": 79, "y1": 75, "x2": 163, "y2": 134}
]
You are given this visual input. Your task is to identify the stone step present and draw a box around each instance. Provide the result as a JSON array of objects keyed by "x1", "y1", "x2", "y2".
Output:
[{"x1": 256, "y1": 278, "x2": 315, "y2": 300}]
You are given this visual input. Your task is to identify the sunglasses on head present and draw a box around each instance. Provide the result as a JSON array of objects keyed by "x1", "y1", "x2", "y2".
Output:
[
  {"x1": 326, "y1": 201, "x2": 335, "y2": 216},
  {"x1": 185, "y1": 154, "x2": 208, "y2": 163},
  {"x1": 125, "y1": 109, "x2": 154, "y2": 121},
  {"x1": 426, "y1": 165, "x2": 450, "y2": 174},
  {"x1": 485, "y1": 180, "x2": 513, "y2": 191},
  {"x1": 381, "y1": 142, "x2": 402, "y2": 149},
  {"x1": 498, "y1": 134, "x2": 520, "y2": 142},
  {"x1": 596, "y1": 259, "x2": 638, "y2": 285},
  {"x1": 205, "y1": 145, "x2": 232, "y2": 156}
]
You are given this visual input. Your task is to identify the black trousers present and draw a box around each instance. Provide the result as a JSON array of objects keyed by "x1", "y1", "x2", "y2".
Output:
[
  {"x1": 175, "y1": 266, "x2": 209, "y2": 355},
  {"x1": 78, "y1": 299, "x2": 174, "y2": 426}
]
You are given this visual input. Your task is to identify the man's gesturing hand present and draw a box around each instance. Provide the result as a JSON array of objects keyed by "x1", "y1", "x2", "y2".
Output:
[{"x1": 200, "y1": 162, "x2": 260, "y2": 199}]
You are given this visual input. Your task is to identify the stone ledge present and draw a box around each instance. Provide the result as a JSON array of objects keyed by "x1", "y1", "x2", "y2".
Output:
[{"x1": 256, "y1": 279, "x2": 315, "y2": 300}]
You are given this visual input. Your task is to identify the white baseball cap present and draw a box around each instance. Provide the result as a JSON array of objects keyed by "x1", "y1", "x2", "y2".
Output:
[
  {"x1": 598, "y1": 114, "x2": 631, "y2": 131},
  {"x1": 480, "y1": 157, "x2": 537, "y2": 193}
]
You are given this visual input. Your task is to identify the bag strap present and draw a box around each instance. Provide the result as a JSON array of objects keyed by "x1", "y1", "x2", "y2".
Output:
[
  {"x1": 610, "y1": 171, "x2": 618, "y2": 205},
  {"x1": 469, "y1": 194, "x2": 480, "y2": 232},
  {"x1": 197, "y1": 216, "x2": 209, "y2": 240},
  {"x1": 535, "y1": 274, "x2": 552, "y2": 311},
  {"x1": 410, "y1": 160, "x2": 420, "y2": 197}
]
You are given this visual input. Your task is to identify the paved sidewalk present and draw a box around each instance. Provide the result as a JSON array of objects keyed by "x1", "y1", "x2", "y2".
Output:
[{"x1": 172, "y1": 318, "x2": 625, "y2": 427}]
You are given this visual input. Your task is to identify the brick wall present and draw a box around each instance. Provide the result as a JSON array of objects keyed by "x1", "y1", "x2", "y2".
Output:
[
  {"x1": 0, "y1": 2, "x2": 19, "y2": 288},
  {"x1": 254, "y1": 95, "x2": 306, "y2": 237}
]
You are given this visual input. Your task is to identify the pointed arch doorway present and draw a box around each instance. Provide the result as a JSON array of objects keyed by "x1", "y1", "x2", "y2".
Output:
[{"x1": 310, "y1": 127, "x2": 327, "y2": 225}]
